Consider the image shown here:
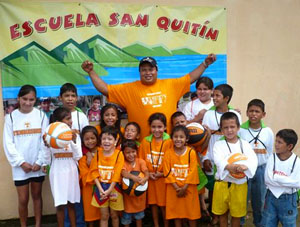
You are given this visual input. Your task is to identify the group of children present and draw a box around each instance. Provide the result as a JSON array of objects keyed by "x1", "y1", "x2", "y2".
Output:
[{"x1": 3, "y1": 77, "x2": 300, "y2": 227}]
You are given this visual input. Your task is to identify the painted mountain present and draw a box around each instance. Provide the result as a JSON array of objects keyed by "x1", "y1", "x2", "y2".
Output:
[
  {"x1": 122, "y1": 42, "x2": 200, "y2": 56},
  {"x1": 51, "y1": 39, "x2": 108, "y2": 76},
  {"x1": 1, "y1": 34, "x2": 203, "y2": 88},
  {"x1": 1, "y1": 41, "x2": 89, "y2": 87},
  {"x1": 80, "y1": 35, "x2": 139, "y2": 67}
]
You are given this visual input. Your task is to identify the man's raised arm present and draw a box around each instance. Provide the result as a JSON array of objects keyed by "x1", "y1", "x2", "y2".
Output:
[
  {"x1": 81, "y1": 60, "x2": 109, "y2": 96},
  {"x1": 189, "y1": 53, "x2": 217, "y2": 84}
]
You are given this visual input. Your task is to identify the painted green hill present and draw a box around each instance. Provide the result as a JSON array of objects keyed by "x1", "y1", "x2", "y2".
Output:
[
  {"x1": 82, "y1": 35, "x2": 138, "y2": 67},
  {"x1": 1, "y1": 42, "x2": 89, "y2": 87},
  {"x1": 51, "y1": 39, "x2": 108, "y2": 76},
  {"x1": 123, "y1": 43, "x2": 173, "y2": 56},
  {"x1": 171, "y1": 48, "x2": 200, "y2": 55},
  {"x1": 1, "y1": 63, "x2": 26, "y2": 87},
  {"x1": 123, "y1": 43, "x2": 156, "y2": 56}
]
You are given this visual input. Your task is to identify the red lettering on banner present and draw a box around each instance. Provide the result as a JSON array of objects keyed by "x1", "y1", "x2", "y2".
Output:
[
  {"x1": 199, "y1": 21, "x2": 209, "y2": 37},
  {"x1": 10, "y1": 24, "x2": 21, "y2": 40},
  {"x1": 109, "y1": 13, "x2": 119, "y2": 26},
  {"x1": 10, "y1": 13, "x2": 101, "y2": 40},
  {"x1": 22, "y1": 21, "x2": 33, "y2": 37},
  {"x1": 157, "y1": 17, "x2": 170, "y2": 31},
  {"x1": 49, "y1": 16, "x2": 62, "y2": 30},
  {"x1": 156, "y1": 16, "x2": 219, "y2": 41},
  {"x1": 135, "y1": 14, "x2": 148, "y2": 27},
  {"x1": 171, "y1": 19, "x2": 183, "y2": 31},
  {"x1": 64, "y1": 14, "x2": 74, "y2": 29},
  {"x1": 34, "y1": 18, "x2": 47, "y2": 33},
  {"x1": 86, "y1": 13, "x2": 100, "y2": 27},
  {"x1": 191, "y1": 23, "x2": 201, "y2": 36},
  {"x1": 120, "y1": 13, "x2": 134, "y2": 26},
  {"x1": 183, "y1": 21, "x2": 190, "y2": 34},
  {"x1": 205, "y1": 28, "x2": 219, "y2": 41},
  {"x1": 76, "y1": 14, "x2": 85, "y2": 27}
]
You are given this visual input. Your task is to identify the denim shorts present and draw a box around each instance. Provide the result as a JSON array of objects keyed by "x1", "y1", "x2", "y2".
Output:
[
  {"x1": 121, "y1": 211, "x2": 145, "y2": 225},
  {"x1": 261, "y1": 190, "x2": 298, "y2": 227}
]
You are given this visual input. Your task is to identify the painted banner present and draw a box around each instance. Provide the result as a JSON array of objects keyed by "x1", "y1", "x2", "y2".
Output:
[{"x1": 0, "y1": 1, "x2": 226, "y2": 100}]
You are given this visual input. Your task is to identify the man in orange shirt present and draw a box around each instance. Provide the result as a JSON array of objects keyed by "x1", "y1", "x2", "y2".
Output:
[{"x1": 81, "y1": 54, "x2": 216, "y2": 139}]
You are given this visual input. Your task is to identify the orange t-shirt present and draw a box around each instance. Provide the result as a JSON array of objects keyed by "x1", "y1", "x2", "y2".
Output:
[
  {"x1": 163, "y1": 146, "x2": 199, "y2": 187},
  {"x1": 78, "y1": 154, "x2": 101, "y2": 221},
  {"x1": 139, "y1": 135, "x2": 173, "y2": 173},
  {"x1": 122, "y1": 158, "x2": 148, "y2": 213},
  {"x1": 139, "y1": 135, "x2": 172, "y2": 206},
  {"x1": 163, "y1": 146, "x2": 201, "y2": 220},
  {"x1": 87, "y1": 147, "x2": 124, "y2": 184},
  {"x1": 108, "y1": 74, "x2": 190, "y2": 139}
]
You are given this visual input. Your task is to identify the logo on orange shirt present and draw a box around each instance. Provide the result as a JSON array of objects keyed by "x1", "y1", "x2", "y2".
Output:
[
  {"x1": 98, "y1": 165, "x2": 114, "y2": 182},
  {"x1": 141, "y1": 92, "x2": 167, "y2": 108},
  {"x1": 171, "y1": 164, "x2": 189, "y2": 181},
  {"x1": 147, "y1": 151, "x2": 164, "y2": 168}
]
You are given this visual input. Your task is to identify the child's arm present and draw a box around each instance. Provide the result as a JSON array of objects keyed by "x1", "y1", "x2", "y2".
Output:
[
  {"x1": 272, "y1": 156, "x2": 300, "y2": 189},
  {"x1": 242, "y1": 141, "x2": 258, "y2": 178},
  {"x1": 94, "y1": 178, "x2": 105, "y2": 196},
  {"x1": 138, "y1": 169, "x2": 149, "y2": 185},
  {"x1": 121, "y1": 169, "x2": 141, "y2": 183},
  {"x1": 71, "y1": 136, "x2": 83, "y2": 161},
  {"x1": 177, "y1": 184, "x2": 189, "y2": 197},
  {"x1": 35, "y1": 115, "x2": 49, "y2": 171},
  {"x1": 3, "y1": 115, "x2": 27, "y2": 168},
  {"x1": 102, "y1": 181, "x2": 116, "y2": 199}
]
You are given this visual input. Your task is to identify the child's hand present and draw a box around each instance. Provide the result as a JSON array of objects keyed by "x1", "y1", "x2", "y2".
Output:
[
  {"x1": 71, "y1": 131, "x2": 77, "y2": 143},
  {"x1": 131, "y1": 175, "x2": 141, "y2": 183},
  {"x1": 21, "y1": 162, "x2": 33, "y2": 173},
  {"x1": 86, "y1": 152, "x2": 93, "y2": 166},
  {"x1": 226, "y1": 164, "x2": 241, "y2": 174},
  {"x1": 194, "y1": 109, "x2": 207, "y2": 123},
  {"x1": 176, "y1": 187, "x2": 186, "y2": 198},
  {"x1": 81, "y1": 60, "x2": 94, "y2": 73},
  {"x1": 154, "y1": 172, "x2": 164, "y2": 178},
  {"x1": 101, "y1": 189, "x2": 112, "y2": 200},
  {"x1": 149, "y1": 172, "x2": 157, "y2": 180},
  {"x1": 42, "y1": 166, "x2": 47, "y2": 173},
  {"x1": 138, "y1": 177, "x2": 147, "y2": 186},
  {"x1": 203, "y1": 160, "x2": 212, "y2": 172},
  {"x1": 32, "y1": 163, "x2": 41, "y2": 172},
  {"x1": 42, "y1": 133, "x2": 50, "y2": 148},
  {"x1": 236, "y1": 164, "x2": 248, "y2": 172}
]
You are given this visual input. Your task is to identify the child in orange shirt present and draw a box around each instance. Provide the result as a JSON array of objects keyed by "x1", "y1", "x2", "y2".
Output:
[
  {"x1": 78, "y1": 126, "x2": 101, "y2": 226},
  {"x1": 121, "y1": 139, "x2": 149, "y2": 227},
  {"x1": 124, "y1": 122, "x2": 141, "y2": 143},
  {"x1": 164, "y1": 125, "x2": 201, "y2": 226},
  {"x1": 87, "y1": 126, "x2": 124, "y2": 227},
  {"x1": 139, "y1": 112, "x2": 173, "y2": 227}
]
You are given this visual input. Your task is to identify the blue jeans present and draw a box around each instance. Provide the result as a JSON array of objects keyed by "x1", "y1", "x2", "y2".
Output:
[
  {"x1": 261, "y1": 190, "x2": 298, "y2": 227},
  {"x1": 64, "y1": 199, "x2": 85, "y2": 227},
  {"x1": 241, "y1": 164, "x2": 267, "y2": 226},
  {"x1": 121, "y1": 211, "x2": 145, "y2": 225}
]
